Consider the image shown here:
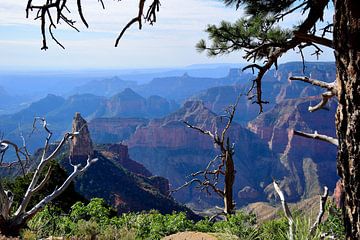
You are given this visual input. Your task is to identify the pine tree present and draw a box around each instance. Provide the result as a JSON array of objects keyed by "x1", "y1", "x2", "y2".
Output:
[{"x1": 197, "y1": 1, "x2": 360, "y2": 239}]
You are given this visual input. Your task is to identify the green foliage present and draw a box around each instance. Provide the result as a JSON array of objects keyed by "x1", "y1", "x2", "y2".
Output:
[
  {"x1": 224, "y1": 0, "x2": 297, "y2": 16},
  {"x1": 196, "y1": 15, "x2": 292, "y2": 60},
  {"x1": 320, "y1": 202, "x2": 345, "y2": 238},
  {"x1": 293, "y1": 217, "x2": 322, "y2": 240},
  {"x1": 212, "y1": 212, "x2": 259, "y2": 239},
  {"x1": 258, "y1": 205, "x2": 346, "y2": 240},
  {"x1": 70, "y1": 198, "x2": 111, "y2": 224},
  {"x1": 259, "y1": 217, "x2": 288, "y2": 240},
  {"x1": 26, "y1": 198, "x2": 264, "y2": 239},
  {"x1": 26, "y1": 197, "x2": 346, "y2": 240}
]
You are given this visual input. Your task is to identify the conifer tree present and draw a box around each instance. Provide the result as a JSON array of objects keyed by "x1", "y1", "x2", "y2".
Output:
[{"x1": 197, "y1": 1, "x2": 360, "y2": 239}]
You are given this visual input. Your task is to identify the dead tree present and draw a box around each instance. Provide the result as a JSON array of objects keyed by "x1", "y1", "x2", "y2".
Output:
[
  {"x1": 0, "y1": 117, "x2": 97, "y2": 236},
  {"x1": 25, "y1": 0, "x2": 161, "y2": 50},
  {"x1": 273, "y1": 180, "x2": 329, "y2": 240},
  {"x1": 172, "y1": 100, "x2": 239, "y2": 216}
]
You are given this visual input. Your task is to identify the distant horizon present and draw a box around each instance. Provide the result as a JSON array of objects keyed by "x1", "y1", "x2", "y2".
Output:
[{"x1": 0, "y1": 61, "x2": 335, "y2": 73}]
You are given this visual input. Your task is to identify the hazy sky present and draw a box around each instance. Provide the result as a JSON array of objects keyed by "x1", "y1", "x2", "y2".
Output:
[{"x1": 0, "y1": 0, "x2": 334, "y2": 70}]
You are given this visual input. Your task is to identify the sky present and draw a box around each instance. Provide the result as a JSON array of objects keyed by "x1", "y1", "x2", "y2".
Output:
[{"x1": 0, "y1": 0, "x2": 335, "y2": 70}]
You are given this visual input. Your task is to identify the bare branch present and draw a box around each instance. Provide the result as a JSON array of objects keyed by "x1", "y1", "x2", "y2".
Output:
[
  {"x1": 32, "y1": 166, "x2": 52, "y2": 194},
  {"x1": 289, "y1": 77, "x2": 337, "y2": 112},
  {"x1": 308, "y1": 91, "x2": 335, "y2": 112},
  {"x1": 184, "y1": 121, "x2": 215, "y2": 140},
  {"x1": 273, "y1": 180, "x2": 294, "y2": 240},
  {"x1": 169, "y1": 178, "x2": 224, "y2": 198},
  {"x1": 15, "y1": 126, "x2": 79, "y2": 215},
  {"x1": 274, "y1": 1, "x2": 309, "y2": 21},
  {"x1": 220, "y1": 98, "x2": 239, "y2": 143},
  {"x1": 289, "y1": 77, "x2": 337, "y2": 93},
  {"x1": 1, "y1": 140, "x2": 28, "y2": 176},
  {"x1": 294, "y1": 130, "x2": 338, "y2": 146},
  {"x1": 26, "y1": 0, "x2": 161, "y2": 49},
  {"x1": 77, "y1": 0, "x2": 89, "y2": 28},
  {"x1": 310, "y1": 186, "x2": 329, "y2": 235},
  {"x1": 115, "y1": 0, "x2": 161, "y2": 47},
  {"x1": 174, "y1": 99, "x2": 238, "y2": 214},
  {"x1": 25, "y1": 157, "x2": 98, "y2": 218}
]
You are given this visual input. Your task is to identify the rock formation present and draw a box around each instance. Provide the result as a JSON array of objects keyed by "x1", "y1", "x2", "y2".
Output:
[
  {"x1": 248, "y1": 97, "x2": 338, "y2": 200},
  {"x1": 125, "y1": 101, "x2": 285, "y2": 206},
  {"x1": 99, "y1": 143, "x2": 152, "y2": 177},
  {"x1": 89, "y1": 118, "x2": 149, "y2": 143},
  {"x1": 70, "y1": 112, "x2": 94, "y2": 157}
]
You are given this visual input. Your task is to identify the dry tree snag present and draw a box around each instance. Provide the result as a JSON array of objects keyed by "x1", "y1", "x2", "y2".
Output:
[
  {"x1": 25, "y1": 0, "x2": 161, "y2": 50},
  {"x1": 0, "y1": 117, "x2": 97, "y2": 236},
  {"x1": 172, "y1": 100, "x2": 238, "y2": 215},
  {"x1": 273, "y1": 180, "x2": 329, "y2": 240}
]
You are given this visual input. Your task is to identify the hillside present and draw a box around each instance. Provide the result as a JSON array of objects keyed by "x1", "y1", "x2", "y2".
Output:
[{"x1": 90, "y1": 101, "x2": 286, "y2": 207}]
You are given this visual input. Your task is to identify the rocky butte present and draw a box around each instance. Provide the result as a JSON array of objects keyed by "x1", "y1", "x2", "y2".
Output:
[{"x1": 63, "y1": 112, "x2": 197, "y2": 218}]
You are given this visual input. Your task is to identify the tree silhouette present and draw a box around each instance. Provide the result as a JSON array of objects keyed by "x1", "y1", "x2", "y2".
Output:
[{"x1": 26, "y1": 0, "x2": 161, "y2": 50}]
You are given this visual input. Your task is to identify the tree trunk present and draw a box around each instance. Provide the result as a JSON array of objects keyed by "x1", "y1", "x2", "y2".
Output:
[
  {"x1": 334, "y1": 0, "x2": 360, "y2": 239},
  {"x1": 0, "y1": 218, "x2": 26, "y2": 237},
  {"x1": 223, "y1": 151, "x2": 235, "y2": 214}
]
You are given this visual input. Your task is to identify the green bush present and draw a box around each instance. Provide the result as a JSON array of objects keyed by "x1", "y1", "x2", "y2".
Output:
[
  {"x1": 26, "y1": 197, "x2": 346, "y2": 240},
  {"x1": 212, "y1": 212, "x2": 259, "y2": 239},
  {"x1": 259, "y1": 217, "x2": 288, "y2": 240},
  {"x1": 320, "y1": 202, "x2": 345, "y2": 238}
]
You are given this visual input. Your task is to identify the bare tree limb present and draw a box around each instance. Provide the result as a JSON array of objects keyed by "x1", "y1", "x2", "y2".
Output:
[
  {"x1": 173, "y1": 100, "x2": 238, "y2": 214},
  {"x1": 273, "y1": 179, "x2": 294, "y2": 240},
  {"x1": 0, "y1": 115, "x2": 97, "y2": 234},
  {"x1": 294, "y1": 130, "x2": 338, "y2": 146},
  {"x1": 308, "y1": 91, "x2": 335, "y2": 112},
  {"x1": 31, "y1": 166, "x2": 52, "y2": 194},
  {"x1": 184, "y1": 121, "x2": 215, "y2": 140},
  {"x1": 289, "y1": 77, "x2": 337, "y2": 93},
  {"x1": 25, "y1": 156, "x2": 98, "y2": 218},
  {"x1": 14, "y1": 130, "x2": 78, "y2": 216},
  {"x1": 289, "y1": 77, "x2": 337, "y2": 112},
  {"x1": 310, "y1": 186, "x2": 329, "y2": 235},
  {"x1": 26, "y1": 0, "x2": 161, "y2": 49}
]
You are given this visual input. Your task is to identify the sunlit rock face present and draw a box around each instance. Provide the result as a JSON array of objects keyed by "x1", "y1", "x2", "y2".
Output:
[
  {"x1": 99, "y1": 143, "x2": 152, "y2": 177},
  {"x1": 70, "y1": 112, "x2": 94, "y2": 160},
  {"x1": 125, "y1": 101, "x2": 285, "y2": 207},
  {"x1": 248, "y1": 97, "x2": 338, "y2": 200}
]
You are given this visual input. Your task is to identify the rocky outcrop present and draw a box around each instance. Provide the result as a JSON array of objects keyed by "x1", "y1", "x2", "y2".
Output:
[
  {"x1": 61, "y1": 114, "x2": 195, "y2": 218},
  {"x1": 125, "y1": 101, "x2": 285, "y2": 207},
  {"x1": 61, "y1": 151, "x2": 197, "y2": 219},
  {"x1": 89, "y1": 118, "x2": 148, "y2": 143},
  {"x1": 98, "y1": 143, "x2": 152, "y2": 177},
  {"x1": 248, "y1": 97, "x2": 338, "y2": 200},
  {"x1": 70, "y1": 112, "x2": 94, "y2": 158},
  {"x1": 238, "y1": 186, "x2": 261, "y2": 200},
  {"x1": 148, "y1": 176, "x2": 170, "y2": 196}
]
